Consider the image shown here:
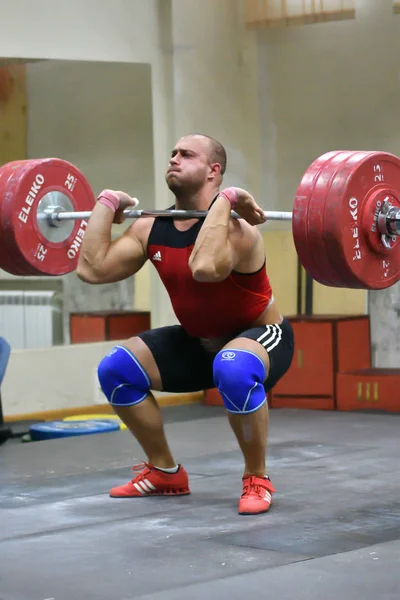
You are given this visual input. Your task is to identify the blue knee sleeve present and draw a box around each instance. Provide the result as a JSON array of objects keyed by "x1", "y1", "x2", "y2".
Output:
[
  {"x1": 213, "y1": 349, "x2": 267, "y2": 414},
  {"x1": 97, "y1": 345, "x2": 151, "y2": 407}
]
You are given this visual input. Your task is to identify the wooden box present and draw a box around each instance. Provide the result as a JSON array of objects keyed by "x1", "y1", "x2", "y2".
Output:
[
  {"x1": 70, "y1": 311, "x2": 151, "y2": 344},
  {"x1": 270, "y1": 315, "x2": 371, "y2": 410},
  {"x1": 336, "y1": 369, "x2": 400, "y2": 412}
]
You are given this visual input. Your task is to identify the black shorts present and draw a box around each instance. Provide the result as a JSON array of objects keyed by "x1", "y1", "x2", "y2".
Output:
[{"x1": 137, "y1": 319, "x2": 294, "y2": 394}]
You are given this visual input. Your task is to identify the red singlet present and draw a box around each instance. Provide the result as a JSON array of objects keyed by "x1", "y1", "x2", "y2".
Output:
[{"x1": 147, "y1": 212, "x2": 273, "y2": 339}]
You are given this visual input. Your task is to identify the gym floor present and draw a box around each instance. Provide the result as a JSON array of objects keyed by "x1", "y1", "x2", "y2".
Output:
[{"x1": 1, "y1": 405, "x2": 399, "y2": 600}]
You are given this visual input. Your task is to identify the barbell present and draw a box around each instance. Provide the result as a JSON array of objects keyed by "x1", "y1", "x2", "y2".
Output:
[{"x1": 0, "y1": 150, "x2": 399, "y2": 289}]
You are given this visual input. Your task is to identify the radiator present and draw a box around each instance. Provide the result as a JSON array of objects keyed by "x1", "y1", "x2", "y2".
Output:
[{"x1": 0, "y1": 291, "x2": 62, "y2": 349}]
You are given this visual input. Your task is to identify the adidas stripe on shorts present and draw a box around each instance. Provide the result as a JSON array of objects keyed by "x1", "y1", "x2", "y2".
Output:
[{"x1": 233, "y1": 318, "x2": 294, "y2": 392}]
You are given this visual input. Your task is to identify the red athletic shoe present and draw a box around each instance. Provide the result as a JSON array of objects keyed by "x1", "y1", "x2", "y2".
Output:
[
  {"x1": 110, "y1": 462, "x2": 191, "y2": 498},
  {"x1": 238, "y1": 475, "x2": 276, "y2": 515}
]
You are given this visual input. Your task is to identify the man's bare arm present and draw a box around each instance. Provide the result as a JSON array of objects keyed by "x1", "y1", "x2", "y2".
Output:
[
  {"x1": 188, "y1": 197, "x2": 237, "y2": 281},
  {"x1": 76, "y1": 202, "x2": 152, "y2": 284},
  {"x1": 189, "y1": 192, "x2": 264, "y2": 282}
]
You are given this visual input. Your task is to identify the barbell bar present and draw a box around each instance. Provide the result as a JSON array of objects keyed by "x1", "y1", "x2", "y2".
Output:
[
  {"x1": 42, "y1": 207, "x2": 294, "y2": 223},
  {"x1": 41, "y1": 205, "x2": 400, "y2": 237},
  {"x1": 0, "y1": 151, "x2": 399, "y2": 288}
]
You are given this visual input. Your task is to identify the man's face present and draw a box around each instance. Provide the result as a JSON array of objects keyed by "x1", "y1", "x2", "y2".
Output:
[{"x1": 165, "y1": 136, "x2": 216, "y2": 194}]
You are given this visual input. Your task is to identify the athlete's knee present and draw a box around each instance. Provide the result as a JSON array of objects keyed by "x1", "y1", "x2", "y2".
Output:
[
  {"x1": 97, "y1": 345, "x2": 151, "y2": 406},
  {"x1": 213, "y1": 348, "x2": 267, "y2": 414}
]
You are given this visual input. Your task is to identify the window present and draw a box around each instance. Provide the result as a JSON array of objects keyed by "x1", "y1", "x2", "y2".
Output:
[{"x1": 245, "y1": 0, "x2": 355, "y2": 28}]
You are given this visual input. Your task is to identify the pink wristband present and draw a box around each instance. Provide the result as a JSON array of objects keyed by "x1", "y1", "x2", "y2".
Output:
[
  {"x1": 97, "y1": 190, "x2": 120, "y2": 213},
  {"x1": 218, "y1": 187, "x2": 238, "y2": 210}
]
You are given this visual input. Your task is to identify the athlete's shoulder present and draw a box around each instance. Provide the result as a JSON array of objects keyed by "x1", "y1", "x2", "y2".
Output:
[{"x1": 125, "y1": 216, "x2": 155, "y2": 246}]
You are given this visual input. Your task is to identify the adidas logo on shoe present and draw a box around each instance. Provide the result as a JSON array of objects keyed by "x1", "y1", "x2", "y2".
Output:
[{"x1": 152, "y1": 251, "x2": 162, "y2": 262}]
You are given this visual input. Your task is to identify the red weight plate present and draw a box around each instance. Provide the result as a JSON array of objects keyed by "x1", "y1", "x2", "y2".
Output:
[
  {"x1": 324, "y1": 152, "x2": 400, "y2": 289},
  {"x1": 309, "y1": 151, "x2": 374, "y2": 288},
  {"x1": 1, "y1": 159, "x2": 58, "y2": 276},
  {"x1": 0, "y1": 160, "x2": 41, "y2": 276},
  {"x1": 293, "y1": 151, "x2": 349, "y2": 287},
  {"x1": 1, "y1": 160, "x2": 44, "y2": 275},
  {"x1": 2, "y1": 158, "x2": 95, "y2": 276}
]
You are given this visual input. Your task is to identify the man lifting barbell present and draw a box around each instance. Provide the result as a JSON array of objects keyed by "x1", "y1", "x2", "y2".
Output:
[
  {"x1": 1, "y1": 138, "x2": 399, "y2": 513},
  {"x1": 77, "y1": 133, "x2": 293, "y2": 515}
]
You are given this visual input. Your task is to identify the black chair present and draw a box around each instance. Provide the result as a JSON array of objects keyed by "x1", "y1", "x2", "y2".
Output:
[{"x1": 0, "y1": 337, "x2": 12, "y2": 445}]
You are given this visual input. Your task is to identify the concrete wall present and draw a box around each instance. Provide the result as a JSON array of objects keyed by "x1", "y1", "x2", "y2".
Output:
[
  {"x1": 255, "y1": 1, "x2": 400, "y2": 212},
  {"x1": 171, "y1": 0, "x2": 261, "y2": 197},
  {"x1": 369, "y1": 286, "x2": 400, "y2": 368}
]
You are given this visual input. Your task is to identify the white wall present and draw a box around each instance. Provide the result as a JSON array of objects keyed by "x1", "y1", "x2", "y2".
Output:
[
  {"x1": 26, "y1": 60, "x2": 155, "y2": 203},
  {"x1": 256, "y1": 0, "x2": 400, "y2": 213},
  {"x1": 0, "y1": 0, "x2": 158, "y2": 64},
  {"x1": 171, "y1": 0, "x2": 261, "y2": 197},
  {"x1": 2, "y1": 341, "x2": 116, "y2": 417}
]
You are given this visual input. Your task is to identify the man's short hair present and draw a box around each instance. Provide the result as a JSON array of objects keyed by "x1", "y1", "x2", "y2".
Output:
[{"x1": 186, "y1": 133, "x2": 227, "y2": 175}]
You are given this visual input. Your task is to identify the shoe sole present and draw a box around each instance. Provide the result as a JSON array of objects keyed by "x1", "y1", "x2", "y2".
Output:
[
  {"x1": 238, "y1": 508, "x2": 270, "y2": 515},
  {"x1": 110, "y1": 489, "x2": 191, "y2": 498},
  {"x1": 238, "y1": 502, "x2": 272, "y2": 515}
]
